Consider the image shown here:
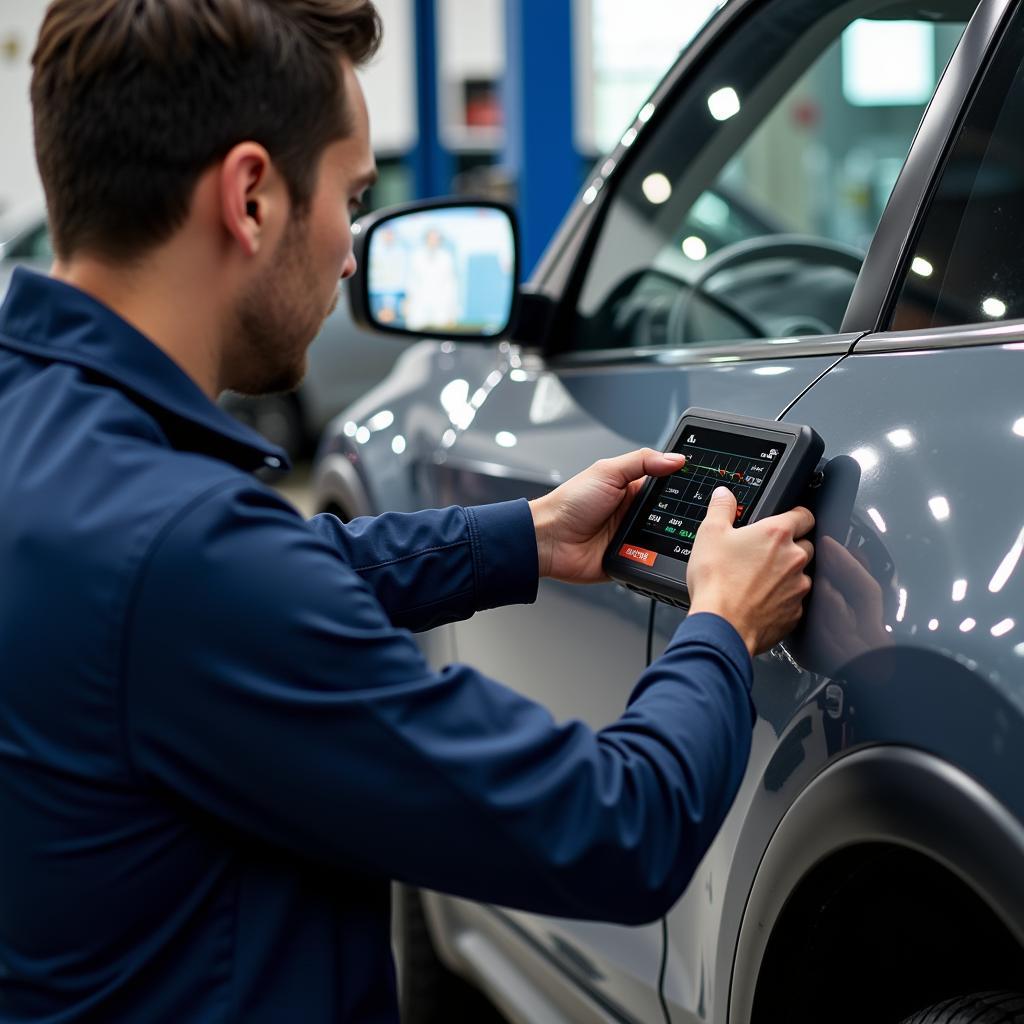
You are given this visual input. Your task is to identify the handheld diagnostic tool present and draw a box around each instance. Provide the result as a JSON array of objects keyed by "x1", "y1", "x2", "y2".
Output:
[{"x1": 604, "y1": 408, "x2": 824, "y2": 608}]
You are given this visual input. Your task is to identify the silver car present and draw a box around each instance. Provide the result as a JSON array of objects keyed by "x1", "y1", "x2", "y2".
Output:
[{"x1": 315, "y1": 0, "x2": 1024, "y2": 1020}]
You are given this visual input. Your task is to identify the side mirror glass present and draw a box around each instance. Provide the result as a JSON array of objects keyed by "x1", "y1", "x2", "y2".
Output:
[{"x1": 350, "y1": 201, "x2": 520, "y2": 341}]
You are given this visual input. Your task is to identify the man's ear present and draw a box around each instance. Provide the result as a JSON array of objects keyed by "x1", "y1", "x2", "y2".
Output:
[{"x1": 219, "y1": 142, "x2": 284, "y2": 257}]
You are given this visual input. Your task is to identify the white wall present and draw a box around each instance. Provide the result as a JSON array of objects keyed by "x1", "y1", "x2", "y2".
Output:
[
  {"x1": 0, "y1": 0, "x2": 48, "y2": 215},
  {"x1": 0, "y1": 0, "x2": 420, "y2": 213},
  {"x1": 358, "y1": 0, "x2": 417, "y2": 155}
]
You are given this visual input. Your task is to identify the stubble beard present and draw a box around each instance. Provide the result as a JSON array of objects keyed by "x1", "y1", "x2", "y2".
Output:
[{"x1": 230, "y1": 216, "x2": 337, "y2": 397}]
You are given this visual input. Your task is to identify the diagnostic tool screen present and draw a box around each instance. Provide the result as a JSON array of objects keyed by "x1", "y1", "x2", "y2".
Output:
[{"x1": 619, "y1": 426, "x2": 787, "y2": 569}]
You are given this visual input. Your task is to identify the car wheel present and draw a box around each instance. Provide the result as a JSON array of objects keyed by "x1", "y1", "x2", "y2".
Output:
[
  {"x1": 900, "y1": 991, "x2": 1024, "y2": 1023},
  {"x1": 395, "y1": 887, "x2": 505, "y2": 1024}
]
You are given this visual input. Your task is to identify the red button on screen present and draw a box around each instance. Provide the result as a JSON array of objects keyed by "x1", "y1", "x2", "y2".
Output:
[{"x1": 619, "y1": 544, "x2": 657, "y2": 567}]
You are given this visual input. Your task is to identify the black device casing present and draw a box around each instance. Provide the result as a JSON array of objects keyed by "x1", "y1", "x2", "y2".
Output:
[{"x1": 603, "y1": 408, "x2": 824, "y2": 608}]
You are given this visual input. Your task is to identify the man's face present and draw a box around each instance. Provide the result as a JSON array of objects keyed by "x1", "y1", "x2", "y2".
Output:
[{"x1": 231, "y1": 60, "x2": 377, "y2": 396}]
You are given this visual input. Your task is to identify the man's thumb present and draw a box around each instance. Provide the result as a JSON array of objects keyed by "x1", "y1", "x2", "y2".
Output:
[{"x1": 703, "y1": 486, "x2": 738, "y2": 528}]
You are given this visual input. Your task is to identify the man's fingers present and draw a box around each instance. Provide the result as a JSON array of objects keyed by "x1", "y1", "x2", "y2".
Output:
[
  {"x1": 597, "y1": 448, "x2": 685, "y2": 488},
  {"x1": 702, "y1": 486, "x2": 738, "y2": 528},
  {"x1": 796, "y1": 538, "x2": 814, "y2": 565},
  {"x1": 773, "y1": 505, "x2": 815, "y2": 540}
]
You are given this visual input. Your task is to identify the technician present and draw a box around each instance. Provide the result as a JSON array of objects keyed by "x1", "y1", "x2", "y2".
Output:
[{"x1": 0, "y1": 1, "x2": 813, "y2": 1021}]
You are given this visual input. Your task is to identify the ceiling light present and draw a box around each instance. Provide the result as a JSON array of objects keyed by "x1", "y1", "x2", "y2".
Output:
[
  {"x1": 928, "y1": 496, "x2": 950, "y2": 521},
  {"x1": 866, "y1": 507, "x2": 887, "y2": 533},
  {"x1": 642, "y1": 173, "x2": 673, "y2": 205},
  {"x1": 681, "y1": 235, "x2": 708, "y2": 260},
  {"x1": 886, "y1": 428, "x2": 914, "y2": 448},
  {"x1": 708, "y1": 86, "x2": 741, "y2": 121}
]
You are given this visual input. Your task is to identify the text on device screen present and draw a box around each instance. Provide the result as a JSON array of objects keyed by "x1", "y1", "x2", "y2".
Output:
[{"x1": 620, "y1": 427, "x2": 787, "y2": 567}]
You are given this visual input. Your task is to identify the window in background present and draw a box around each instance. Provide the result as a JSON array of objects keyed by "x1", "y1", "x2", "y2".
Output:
[{"x1": 575, "y1": 0, "x2": 722, "y2": 156}]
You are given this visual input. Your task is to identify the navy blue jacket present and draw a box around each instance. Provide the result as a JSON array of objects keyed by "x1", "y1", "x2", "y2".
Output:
[{"x1": 0, "y1": 268, "x2": 754, "y2": 1023}]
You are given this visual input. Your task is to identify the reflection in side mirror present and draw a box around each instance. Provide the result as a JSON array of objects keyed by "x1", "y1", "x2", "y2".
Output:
[{"x1": 353, "y1": 202, "x2": 519, "y2": 341}]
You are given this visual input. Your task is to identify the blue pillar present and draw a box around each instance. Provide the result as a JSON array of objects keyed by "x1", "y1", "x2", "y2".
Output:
[
  {"x1": 408, "y1": 0, "x2": 453, "y2": 199},
  {"x1": 503, "y1": 0, "x2": 580, "y2": 278}
]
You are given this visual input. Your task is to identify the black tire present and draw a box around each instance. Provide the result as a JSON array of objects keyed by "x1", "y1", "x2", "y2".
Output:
[
  {"x1": 396, "y1": 887, "x2": 505, "y2": 1024},
  {"x1": 901, "y1": 992, "x2": 1024, "y2": 1024}
]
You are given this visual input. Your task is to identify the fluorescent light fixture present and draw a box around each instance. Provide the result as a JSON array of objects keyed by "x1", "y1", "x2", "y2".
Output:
[
  {"x1": 1013, "y1": 417, "x2": 1024, "y2": 437},
  {"x1": 952, "y1": 578, "x2": 967, "y2": 602},
  {"x1": 991, "y1": 618, "x2": 1015, "y2": 637},
  {"x1": 355, "y1": 426, "x2": 371, "y2": 444},
  {"x1": 959, "y1": 618, "x2": 976, "y2": 633},
  {"x1": 983, "y1": 297, "x2": 1007, "y2": 318},
  {"x1": 343, "y1": 421, "x2": 357, "y2": 437},
  {"x1": 1015, "y1": 642, "x2": 1024, "y2": 657},
  {"x1": 928, "y1": 619, "x2": 939, "y2": 631},
  {"x1": 368, "y1": 409, "x2": 394, "y2": 432},
  {"x1": 441, "y1": 429, "x2": 457, "y2": 448},
  {"x1": 866, "y1": 507, "x2": 888, "y2": 534},
  {"x1": 707, "y1": 87, "x2": 741, "y2": 121},
  {"x1": 391, "y1": 435, "x2": 407, "y2": 455},
  {"x1": 510, "y1": 369, "x2": 529, "y2": 382},
  {"x1": 911, "y1": 256, "x2": 933, "y2": 278},
  {"x1": 495, "y1": 431, "x2": 518, "y2": 448},
  {"x1": 642, "y1": 173, "x2": 673, "y2": 205},
  {"x1": 896, "y1": 588, "x2": 908, "y2": 623},
  {"x1": 681, "y1": 235, "x2": 708, "y2": 261},
  {"x1": 842, "y1": 20, "x2": 935, "y2": 107},
  {"x1": 988, "y1": 526, "x2": 1024, "y2": 593},
  {"x1": 754, "y1": 366, "x2": 792, "y2": 376},
  {"x1": 886, "y1": 428, "x2": 914, "y2": 448},
  {"x1": 928, "y1": 496, "x2": 950, "y2": 521}
]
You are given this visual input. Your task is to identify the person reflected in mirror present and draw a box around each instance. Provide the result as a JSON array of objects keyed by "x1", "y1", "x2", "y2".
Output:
[
  {"x1": 367, "y1": 225, "x2": 408, "y2": 326},
  {"x1": 405, "y1": 227, "x2": 460, "y2": 331}
]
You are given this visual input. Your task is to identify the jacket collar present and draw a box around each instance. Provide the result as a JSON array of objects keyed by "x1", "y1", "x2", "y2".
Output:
[{"x1": 0, "y1": 267, "x2": 290, "y2": 473}]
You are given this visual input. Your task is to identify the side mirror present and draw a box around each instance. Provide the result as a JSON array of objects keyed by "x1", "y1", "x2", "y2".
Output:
[{"x1": 348, "y1": 199, "x2": 520, "y2": 341}]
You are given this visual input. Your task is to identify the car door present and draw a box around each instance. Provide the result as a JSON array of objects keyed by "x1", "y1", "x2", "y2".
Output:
[
  {"x1": 723, "y1": 4, "x2": 1024, "y2": 1018},
  {"x1": 420, "y1": 0, "x2": 976, "y2": 1021}
]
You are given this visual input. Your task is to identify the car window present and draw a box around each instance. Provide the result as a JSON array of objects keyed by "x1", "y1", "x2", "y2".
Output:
[
  {"x1": 568, "y1": 0, "x2": 972, "y2": 355},
  {"x1": 6, "y1": 223, "x2": 54, "y2": 262},
  {"x1": 890, "y1": 4, "x2": 1024, "y2": 331}
]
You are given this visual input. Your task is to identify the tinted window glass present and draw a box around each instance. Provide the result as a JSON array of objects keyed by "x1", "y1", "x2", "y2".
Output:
[
  {"x1": 7, "y1": 224, "x2": 53, "y2": 262},
  {"x1": 569, "y1": 0, "x2": 971, "y2": 355},
  {"x1": 890, "y1": 7, "x2": 1024, "y2": 331}
]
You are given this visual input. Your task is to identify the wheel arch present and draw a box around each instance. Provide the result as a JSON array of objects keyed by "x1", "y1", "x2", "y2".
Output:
[{"x1": 729, "y1": 746, "x2": 1024, "y2": 1022}]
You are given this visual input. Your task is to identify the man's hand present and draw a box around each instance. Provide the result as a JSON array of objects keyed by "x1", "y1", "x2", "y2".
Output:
[
  {"x1": 687, "y1": 487, "x2": 814, "y2": 658},
  {"x1": 530, "y1": 449, "x2": 686, "y2": 584}
]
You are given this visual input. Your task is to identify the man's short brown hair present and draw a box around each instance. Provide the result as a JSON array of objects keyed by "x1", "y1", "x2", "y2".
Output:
[{"x1": 31, "y1": 0, "x2": 381, "y2": 261}]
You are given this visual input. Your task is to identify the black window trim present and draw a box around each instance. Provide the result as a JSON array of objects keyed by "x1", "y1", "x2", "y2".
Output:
[{"x1": 843, "y1": 0, "x2": 1018, "y2": 338}]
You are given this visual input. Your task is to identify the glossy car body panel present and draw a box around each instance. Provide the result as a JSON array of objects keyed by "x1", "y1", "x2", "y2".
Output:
[{"x1": 313, "y1": 0, "x2": 1024, "y2": 1018}]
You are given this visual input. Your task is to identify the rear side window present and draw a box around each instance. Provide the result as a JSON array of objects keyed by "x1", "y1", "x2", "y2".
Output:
[{"x1": 890, "y1": 5, "x2": 1024, "y2": 331}]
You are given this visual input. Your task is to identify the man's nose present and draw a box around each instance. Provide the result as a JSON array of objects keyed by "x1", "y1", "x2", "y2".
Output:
[{"x1": 340, "y1": 252, "x2": 358, "y2": 281}]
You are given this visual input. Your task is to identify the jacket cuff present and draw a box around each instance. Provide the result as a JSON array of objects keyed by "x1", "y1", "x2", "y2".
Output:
[
  {"x1": 464, "y1": 499, "x2": 540, "y2": 610},
  {"x1": 668, "y1": 612, "x2": 754, "y2": 691}
]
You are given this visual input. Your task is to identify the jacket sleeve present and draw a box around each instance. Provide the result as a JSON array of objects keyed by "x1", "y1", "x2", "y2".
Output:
[
  {"x1": 306, "y1": 499, "x2": 538, "y2": 631},
  {"x1": 123, "y1": 481, "x2": 755, "y2": 926}
]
